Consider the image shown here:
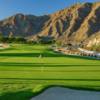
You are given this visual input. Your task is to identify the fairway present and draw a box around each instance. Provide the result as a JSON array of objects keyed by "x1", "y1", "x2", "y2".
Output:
[{"x1": 0, "y1": 44, "x2": 100, "y2": 100}]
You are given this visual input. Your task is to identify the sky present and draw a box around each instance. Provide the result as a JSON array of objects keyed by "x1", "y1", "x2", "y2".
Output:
[{"x1": 0, "y1": 0, "x2": 99, "y2": 20}]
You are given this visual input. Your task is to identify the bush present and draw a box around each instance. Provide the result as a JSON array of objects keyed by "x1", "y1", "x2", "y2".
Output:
[{"x1": 0, "y1": 37, "x2": 26, "y2": 43}]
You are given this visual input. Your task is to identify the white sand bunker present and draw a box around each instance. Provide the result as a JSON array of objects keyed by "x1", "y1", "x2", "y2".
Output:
[
  {"x1": 0, "y1": 43, "x2": 10, "y2": 49},
  {"x1": 31, "y1": 87, "x2": 100, "y2": 100}
]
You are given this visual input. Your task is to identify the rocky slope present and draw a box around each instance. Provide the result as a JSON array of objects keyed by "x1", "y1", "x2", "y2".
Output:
[{"x1": 0, "y1": 2, "x2": 100, "y2": 47}]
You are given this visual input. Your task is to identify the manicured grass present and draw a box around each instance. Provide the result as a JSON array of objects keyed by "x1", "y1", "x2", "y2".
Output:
[{"x1": 0, "y1": 44, "x2": 100, "y2": 100}]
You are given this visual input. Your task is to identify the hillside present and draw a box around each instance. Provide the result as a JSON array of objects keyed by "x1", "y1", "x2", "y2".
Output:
[{"x1": 0, "y1": 2, "x2": 100, "y2": 47}]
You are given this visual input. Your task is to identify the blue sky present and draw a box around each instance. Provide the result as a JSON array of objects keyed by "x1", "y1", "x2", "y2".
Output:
[{"x1": 0, "y1": 0, "x2": 99, "y2": 20}]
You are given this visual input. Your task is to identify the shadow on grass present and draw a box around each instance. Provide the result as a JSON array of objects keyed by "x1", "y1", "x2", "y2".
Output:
[
  {"x1": 0, "y1": 62, "x2": 100, "y2": 67},
  {"x1": 0, "y1": 52, "x2": 68, "y2": 58},
  {"x1": 0, "y1": 90, "x2": 34, "y2": 100},
  {"x1": 0, "y1": 78, "x2": 100, "y2": 81},
  {"x1": 0, "y1": 52, "x2": 98, "y2": 60}
]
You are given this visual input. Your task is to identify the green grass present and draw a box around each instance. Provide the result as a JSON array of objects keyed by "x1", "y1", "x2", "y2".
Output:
[{"x1": 0, "y1": 43, "x2": 100, "y2": 100}]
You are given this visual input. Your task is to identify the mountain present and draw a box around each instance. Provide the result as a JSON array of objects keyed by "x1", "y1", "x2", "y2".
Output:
[{"x1": 0, "y1": 2, "x2": 100, "y2": 48}]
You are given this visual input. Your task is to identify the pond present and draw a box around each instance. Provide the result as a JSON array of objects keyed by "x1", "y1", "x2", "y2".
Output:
[{"x1": 31, "y1": 87, "x2": 100, "y2": 100}]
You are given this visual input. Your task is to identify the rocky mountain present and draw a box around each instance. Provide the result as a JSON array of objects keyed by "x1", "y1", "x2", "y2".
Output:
[{"x1": 0, "y1": 2, "x2": 100, "y2": 47}]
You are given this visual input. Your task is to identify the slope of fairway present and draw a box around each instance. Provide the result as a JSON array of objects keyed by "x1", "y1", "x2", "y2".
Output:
[{"x1": 0, "y1": 44, "x2": 100, "y2": 100}]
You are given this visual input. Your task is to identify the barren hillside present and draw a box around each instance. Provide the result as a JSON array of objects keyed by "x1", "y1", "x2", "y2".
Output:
[{"x1": 0, "y1": 2, "x2": 100, "y2": 47}]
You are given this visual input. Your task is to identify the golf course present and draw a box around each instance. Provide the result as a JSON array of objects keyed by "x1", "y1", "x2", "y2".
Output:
[{"x1": 0, "y1": 44, "x2": 100, "y2": 100}]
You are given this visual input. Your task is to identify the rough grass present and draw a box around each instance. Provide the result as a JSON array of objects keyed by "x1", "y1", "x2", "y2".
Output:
[{"x1": 0, "y1": 44, "x2": 100, "y2": 100}]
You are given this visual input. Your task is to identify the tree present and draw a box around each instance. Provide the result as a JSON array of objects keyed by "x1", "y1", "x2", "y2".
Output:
[{"x1": 0, "y1": 32, "x2": 3, "y2": 42}]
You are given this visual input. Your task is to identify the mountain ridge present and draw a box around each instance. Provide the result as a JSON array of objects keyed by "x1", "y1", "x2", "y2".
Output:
[{"x1": 0, "y1": 2, "x2": 100, "y2": 48}]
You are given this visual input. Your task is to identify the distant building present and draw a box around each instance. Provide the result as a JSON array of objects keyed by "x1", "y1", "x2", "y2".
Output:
[{"x1": 78, "y1": 48, "x2": 100, "y2": 58}]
